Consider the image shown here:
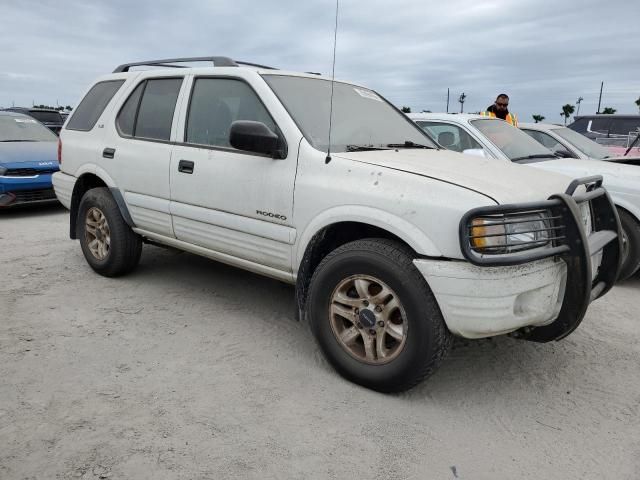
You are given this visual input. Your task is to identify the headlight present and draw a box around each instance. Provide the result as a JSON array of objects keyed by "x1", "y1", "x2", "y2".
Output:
[{"x1": 470, "y1": 212, "x2": 551, "y2": 254}]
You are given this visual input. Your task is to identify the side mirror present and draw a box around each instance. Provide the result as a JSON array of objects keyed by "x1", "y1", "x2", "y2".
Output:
[
  {"x1": 554, "y1": 148, "x2": 574, "y2": 158},
  {"x1": 462, "y1": 148, "x2": 487, "y2": 158},
  {"x1": 229, "y1": 121, "x2": 286, "y2": 159}
]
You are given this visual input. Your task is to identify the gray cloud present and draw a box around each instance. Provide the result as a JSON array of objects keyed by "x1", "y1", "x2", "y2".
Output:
[{"x1": 1, "y1": 0, "x2": 638, "y2": 121}]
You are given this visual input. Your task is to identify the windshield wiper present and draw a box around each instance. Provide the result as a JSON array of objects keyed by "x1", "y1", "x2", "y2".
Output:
[
  {"x1": 386, "y1": 140, "x2": 436, "y2": 150},
  {"x1": 511, "y1": 154, "x2": 556, "y2": 162},
  {"x1": 0, "y1": 139, "x2": 37, "y2": 142},
  {"x1": 345, "y1": 144, "x2": 389, "y2": 152}
]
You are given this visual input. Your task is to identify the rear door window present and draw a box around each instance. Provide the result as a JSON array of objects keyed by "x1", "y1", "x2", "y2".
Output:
[
  {"x1": 116, "y1": 78, "x2": 183, "y2": 141},
  {"x1": 66, "y1": 80, "x2": 125, "y2": 131}
]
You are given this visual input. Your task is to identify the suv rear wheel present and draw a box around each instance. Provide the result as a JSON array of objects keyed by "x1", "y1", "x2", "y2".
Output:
[
  {"x1": 77, "y1": 187, "x2": 142, "y2": 277},
  {"x1": 307, "y1": 238, "x2": 452, "y2": 392}
]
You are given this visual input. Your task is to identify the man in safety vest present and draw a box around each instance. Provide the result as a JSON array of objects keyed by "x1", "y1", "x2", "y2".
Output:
[{"x1": 481, "y1": 94, "x2": 518, "y2": 127}]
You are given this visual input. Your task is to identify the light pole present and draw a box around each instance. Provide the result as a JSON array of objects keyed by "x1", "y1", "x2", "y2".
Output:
[{"x1": 459, "y1": 92, "x2": 466, "y2": 113}]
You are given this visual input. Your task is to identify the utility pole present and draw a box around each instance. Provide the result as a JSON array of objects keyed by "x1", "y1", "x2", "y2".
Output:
[
  {"x1": 459, "y1": 92, "x2": 466, "y2": 113},
  {"x1": 446, "y1": 88, "x2": 450, "y2": 113},
  {"x1": 576, "y1": 96, "x2": 584, "y2": 116},
  {"x1": 597, "y1": 82, "x2": 603, "y2": 114}
]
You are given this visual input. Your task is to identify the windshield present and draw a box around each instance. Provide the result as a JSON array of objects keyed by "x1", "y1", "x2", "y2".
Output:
[
  {"x1": 471, "y1": 119, "x2": 555, "y2": 161},
  {"x1": 262, "y1": 75, "x2": 436, "y2": 152},
  {"x1": 553, "y1": 127, "x2": 612, "y2": 159},
  {"x1": 0, "y1": 115, "x2": 58, "y2": 142}
]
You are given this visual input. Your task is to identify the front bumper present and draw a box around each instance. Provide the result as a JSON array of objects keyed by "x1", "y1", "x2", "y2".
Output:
[
  {"x1": 414, "y1": 257, "x2": 566, "y2": 338},
  {"x1": 0, "y1": 171, "x2": 58, "y2": 207},
  {"x1": 424, "y1": 176, "x2": 621, "y2": 342}
]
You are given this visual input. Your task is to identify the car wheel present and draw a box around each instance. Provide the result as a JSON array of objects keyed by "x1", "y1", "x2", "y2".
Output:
[
  {"x1": 306, "y1": 238, "x2": 452, "y2": 393},
  {"x1": 77, "y1": 187, "x2": 142, "y2": 277},
  {"x1": 617, "y1": 209, "x2": 640, "y2": 281}
]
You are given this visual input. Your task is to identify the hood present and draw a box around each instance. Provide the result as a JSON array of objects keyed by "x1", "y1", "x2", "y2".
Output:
[
  {"x1": 0, "y1": 141, "x2": 57, "y2": 165},
  {"x1": 333, "y1": 148, "x2": 574, "y2": 204}
]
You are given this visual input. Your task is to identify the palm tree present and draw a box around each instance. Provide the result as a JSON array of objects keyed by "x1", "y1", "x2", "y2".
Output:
[
  {"x1": 635, "y1": 97, "x2": 640, "y2": 114},
  {"x1": 560, "y1": 104, "x2": 575, "y2": 125},
  {"x1": 532, "y1": 114, "x2": 545, "y2": 123},
  {"x1": 601, "y1": 107, "x2": 617, "y2": 114}
]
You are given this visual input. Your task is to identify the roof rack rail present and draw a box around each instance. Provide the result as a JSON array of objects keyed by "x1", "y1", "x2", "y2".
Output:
[
  {"x1": 235, "y1": 61, "x2": 278, "y2": 70},
  {"x1": 113, "y1": 56, "x2": 278, "y2": 73}
]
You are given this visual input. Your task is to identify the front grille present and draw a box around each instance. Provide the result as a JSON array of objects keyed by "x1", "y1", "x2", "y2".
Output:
[
  {"x1": 12, "y1": 189, "x2": 57, "y2": 203},
  {"x1": 3, "y1": 168, "x2": 57, "y2": 177}
]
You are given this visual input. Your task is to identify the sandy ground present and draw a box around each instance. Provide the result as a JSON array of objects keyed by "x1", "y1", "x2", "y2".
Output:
[{"x1": 1, "y1": 204, "x2": 639, "y2": 480}]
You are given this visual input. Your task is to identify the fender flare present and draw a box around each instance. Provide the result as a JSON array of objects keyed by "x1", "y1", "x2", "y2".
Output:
[
  {"x1": 69, "y1": 166, "x2": 134, "y2": 237},
  {"x1": 294, "y1": 205, "x2": 443, "y2": 271},
  {"x1": 612, "y1": 197, "x2": 640, "y2": 224}
]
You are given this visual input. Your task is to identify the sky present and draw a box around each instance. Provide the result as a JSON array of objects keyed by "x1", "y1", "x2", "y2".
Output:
[{"x1": 1, "y1": 0, "x2": 639, "y2": 123}]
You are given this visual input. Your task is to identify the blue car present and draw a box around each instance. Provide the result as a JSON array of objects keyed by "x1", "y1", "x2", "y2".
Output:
[{"x1": 0, "y1": 111, "x2": 59, "y2": 207}]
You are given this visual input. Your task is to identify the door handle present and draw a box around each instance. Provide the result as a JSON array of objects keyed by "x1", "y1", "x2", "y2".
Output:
[
  {"x1": 102, "y1": 147, "x2": 116, "y2": 159},
  {"x1": 178, "y1": 160, "x2": 194, "y2": 174}
]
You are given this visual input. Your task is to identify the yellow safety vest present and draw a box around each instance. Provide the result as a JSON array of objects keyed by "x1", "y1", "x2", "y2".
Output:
[{"x1": 480, "y1": 110, "x2": 519, "y2": 127}]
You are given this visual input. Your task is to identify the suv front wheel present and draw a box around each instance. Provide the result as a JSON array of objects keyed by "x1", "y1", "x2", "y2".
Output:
[
  {"x1": 77, "y1": 187, "x2": 142, "y2": 277},
  {"x1": 307, "y1": 238, "x2": 452, "y2": 392}
]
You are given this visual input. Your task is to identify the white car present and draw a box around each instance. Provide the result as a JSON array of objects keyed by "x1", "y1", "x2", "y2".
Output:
[
  {"x1": 410, "y1": 113, "x2": 640, "y2": 280},
  {"x1": 53, "y1": 57, "x2": 620, "y2": 392},
  {"x1": 520, "y1": 122, "x2": 640, "y2": 164}
]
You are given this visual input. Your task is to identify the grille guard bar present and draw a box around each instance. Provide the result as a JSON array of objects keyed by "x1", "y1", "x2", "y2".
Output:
[{"x1": 459, "y1": 175, "x2": 622, "y2": 342}]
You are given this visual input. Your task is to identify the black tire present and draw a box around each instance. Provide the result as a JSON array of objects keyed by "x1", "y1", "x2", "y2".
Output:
[
  {"x1": 306, "y1": 238, "x2": 452, "y2": 393},
  {"x1": 617, "y1": 209, "x2": 640, "y2": 281},
  {"x1": 77, "y1": 187, "x2": 142, "y2": 277}
]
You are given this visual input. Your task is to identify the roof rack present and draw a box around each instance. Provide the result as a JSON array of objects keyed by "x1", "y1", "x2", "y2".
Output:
[{"x1": 113, "y1": 56, "x2": 278, "y2": 73}]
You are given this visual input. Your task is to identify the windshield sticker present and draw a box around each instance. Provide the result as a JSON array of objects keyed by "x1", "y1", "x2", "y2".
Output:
[
  {"x1": 354, "y1": 88, "x2": 382, "y2": 102},
  {"x1": 14, "y1": 118, "x2": 37, "y2": 124}
]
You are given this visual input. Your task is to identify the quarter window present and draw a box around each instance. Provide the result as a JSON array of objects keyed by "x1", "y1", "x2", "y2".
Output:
[
  {"x1": 185, "y1": 78, "x2": 276, "y2": 148},
  {"x1": 66, "y1": 80, "x2": 125, "y2": 131},
  {"x1": 116, "y1": 78, "x2": 183, "y2": 141},
  {"x1": 523, "y1": 130, "x2": 564, "y2": 151}
]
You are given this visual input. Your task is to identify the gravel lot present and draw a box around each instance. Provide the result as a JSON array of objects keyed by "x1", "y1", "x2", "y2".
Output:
[{"x1": 1, "y1": 204, "x2": 639, "y2": 479}]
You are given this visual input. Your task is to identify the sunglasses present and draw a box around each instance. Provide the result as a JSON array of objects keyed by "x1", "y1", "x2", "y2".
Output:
[{"x1": 496, "y1": 102, "x2": 509, "y2": 107}]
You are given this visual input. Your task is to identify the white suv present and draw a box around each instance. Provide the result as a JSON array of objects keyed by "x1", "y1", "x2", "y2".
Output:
[{"x1": 53, "y1": 57, "x2": 621, "y2": 392}]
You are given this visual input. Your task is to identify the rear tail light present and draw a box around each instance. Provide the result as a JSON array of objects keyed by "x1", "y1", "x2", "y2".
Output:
[{"x1": 57, "y1": 138, "x2": 62, "y2": 164}]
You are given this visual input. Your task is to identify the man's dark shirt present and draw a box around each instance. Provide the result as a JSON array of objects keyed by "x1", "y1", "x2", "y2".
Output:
[{"x1": 487, "y1": 104, "x2": 508, "y2": 120}]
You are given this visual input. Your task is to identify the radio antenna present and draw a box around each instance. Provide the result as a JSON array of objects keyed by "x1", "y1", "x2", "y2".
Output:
[{"x1": 325, "y1": 0, "x2": 339, "y2": 164}]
